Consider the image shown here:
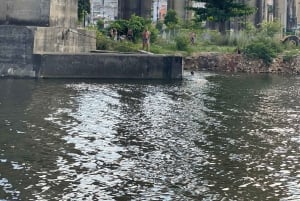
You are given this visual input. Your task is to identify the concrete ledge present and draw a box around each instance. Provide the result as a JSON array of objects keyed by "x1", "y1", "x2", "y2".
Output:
[{"x1": 35, "y1": 53, "x2": 183, "y2": 80}]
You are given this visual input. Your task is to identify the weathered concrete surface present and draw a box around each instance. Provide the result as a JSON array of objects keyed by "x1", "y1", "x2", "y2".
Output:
[
  {"x1": 35, "y1": 53, "x2": 183, "y2": 79},
  {"x1": 0, "y1": 25, "x2": 96, "y2": 77},
  {"x1": 33, "y1": 27, "x2": 96, "y2": 53},
  {"x1": 0, "y1": 26, "x2": 36, "y2": 77},
  {"x1": 49, "y1": 0, "x2": 78, "y2": 28},
  {"x1": 0, "y1": 0, "x2": 77, "y2": 27},
  {"x1": 184, "y1": 52, "x2": 300, "y2": 74}
]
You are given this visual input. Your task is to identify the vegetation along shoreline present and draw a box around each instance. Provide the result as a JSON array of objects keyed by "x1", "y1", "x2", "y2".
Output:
[{"x1": 92, "y1": 1, "x2": 300, "y2": 76}]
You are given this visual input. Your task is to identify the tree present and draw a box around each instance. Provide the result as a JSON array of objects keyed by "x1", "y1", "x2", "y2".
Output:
[
  {"x1": 190, "y1": 0, "x2": 255, "y2": 34},
  {"x1": 164, "y1": 9, "x2": 179, "y2": 30},
  {"x1": 78, "y1": 0, "x2": 90, "y2": 22}
]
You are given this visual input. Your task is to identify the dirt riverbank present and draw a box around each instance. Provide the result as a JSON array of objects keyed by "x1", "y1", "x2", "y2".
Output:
[{"x1": 184, "y1": 52, "x2": 300, "y2": 74}]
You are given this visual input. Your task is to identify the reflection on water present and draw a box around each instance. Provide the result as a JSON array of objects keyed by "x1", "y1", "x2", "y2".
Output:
[{"x1": 0, "y1": 72, "x2": 300, "y2": 200}]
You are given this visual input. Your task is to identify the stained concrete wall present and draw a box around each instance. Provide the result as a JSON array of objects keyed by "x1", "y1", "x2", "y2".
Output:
[
  {"x1": 33, "y1": 28, "x2": 96, "y2": 53},
  {"x1": 0, "y1": 26, "x2": 37, "y2": 77},
  {"x1": 49, "y1": 0, "x2": 78, "y2": 28},
  {"x1": 0, "y1": 0, "x2": 77, "y2": 27},
  {"x1": 0, "y1": 25, "x2": 96, "y2": 77},
  {"x1": 35, "y1": 53, "x2": 183, "y2": 80}
]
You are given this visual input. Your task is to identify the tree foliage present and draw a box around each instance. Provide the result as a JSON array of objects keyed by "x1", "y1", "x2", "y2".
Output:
[
  {"x1": 78, "y1": 0, "x2": 90, "y2": 21},
  {"x1": 164, "y1": 9, "x2": 179, "y2": 29},
  {"x1": 108, "y1": 14, "x2": 158, "y2": 43},
  {"x1": 190, "y1": 0, "x2": 255, "y2": 34}
]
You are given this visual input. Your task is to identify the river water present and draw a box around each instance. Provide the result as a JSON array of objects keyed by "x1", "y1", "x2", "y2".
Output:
[{"x1": 0, "y1": 72, "x2": 300, "y2": 201}]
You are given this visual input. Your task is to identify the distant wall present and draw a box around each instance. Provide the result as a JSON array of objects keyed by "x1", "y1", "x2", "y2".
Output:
[
  {"x1": 0, "y1": 0, "x2": 77, "y2": 27},
  {"x1": 0, "y1": 26, "x2": 36, "y2": 77},
  {"x1": 34, "y1": 28, "x2": 96, "y2": 53}
]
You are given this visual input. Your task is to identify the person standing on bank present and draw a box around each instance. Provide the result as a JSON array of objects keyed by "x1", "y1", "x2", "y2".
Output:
[
  {"x1": 142, "y1": 28, "x2": 151, "y2": 52},
  {"x1": 190, "y1": 32, "x2": 196, "y2": 45},
  {"x1": 112, "y1": 28, "x2": 118, "y2": 41}
]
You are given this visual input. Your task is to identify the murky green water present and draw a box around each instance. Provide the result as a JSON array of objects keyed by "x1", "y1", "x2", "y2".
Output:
[{"x1": 0, "y1": 72, "x2": 300, "y2": 201}]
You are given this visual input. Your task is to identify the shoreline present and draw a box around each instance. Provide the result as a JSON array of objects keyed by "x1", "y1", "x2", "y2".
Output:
[{"x1": 183, "y1": 52, "x2": 300, "y2": 75}]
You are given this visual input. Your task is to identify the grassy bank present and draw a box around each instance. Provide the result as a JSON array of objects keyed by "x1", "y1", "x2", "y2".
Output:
[{"x1": 94, "y1": 21, "x2": 300, "y2": 65}]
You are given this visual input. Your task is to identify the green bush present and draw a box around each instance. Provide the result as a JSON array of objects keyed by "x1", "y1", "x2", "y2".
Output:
[
  {"x1": 244, "y1": 37, "x2": 283, "y2": 65},
  {"x1": 107, "y1": 14, "x2": 158, "y2": 43},
  {"x1": 96, "y1": 32, "x2": 114, "y2": 50},
  {"x1": 149, "y1": 27, "x2": 159, "y2": 43},
  {"x1": 96, "y1": 19, "x2": 104, "y2": 30},
  {"x1": 175, "y1": 35, "x2": 189, "y2": 51},
  {"x1": 109, "y1": 19, "x2": 128, "y2": 36},
  {"x1": 282, "y1": 49, "x2": 300, "y2": 63},
  {"x1": 259, "y1": 20, "x2": 282, "y2": 38}
]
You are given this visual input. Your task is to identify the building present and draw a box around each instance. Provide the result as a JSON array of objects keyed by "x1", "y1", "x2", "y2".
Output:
[
  {"x1": 153, "y1": 0, "x2": 168, "y2": 22},
  {"x1": 90, "y1": 0, "x2": 118, "y2": 24}
]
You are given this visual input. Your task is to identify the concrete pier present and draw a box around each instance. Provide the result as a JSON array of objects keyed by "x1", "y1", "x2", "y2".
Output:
[{"x1": 35, "y1": 53, "x2": 183, "y2": 80}]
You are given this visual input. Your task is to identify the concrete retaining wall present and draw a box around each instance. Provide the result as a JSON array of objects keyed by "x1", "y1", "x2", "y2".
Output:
[
  {"x1": 0, "y1": 0, "x2": 77, "y2": 27},
  {"x1": 35, "y1": 53, "x2": 183, "y2": 79}
]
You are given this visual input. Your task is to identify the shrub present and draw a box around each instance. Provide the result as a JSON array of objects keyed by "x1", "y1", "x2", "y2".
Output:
[
  {"x1": 96, "y1": 19, "x2": 104, "y2": 30},
  {"x1": 244, "y1": 37, "x2": 283, "y2": 65},
  {"x1": 164, "y1": 9, "x2": 179, "y2": 30},
  {"x1": 149, "y1": 27, "x2": 159, "y2": 43},
  {"x1": 282, "y1": 49, "x2": 300, "y2": 63},
  {"x1": 109, "y1": 19, "x2": 128, "y2": 36},
  {"x1": 107, "y1": 14, "x2": 158, "y2": 43},
  {"x1": 259, "y1": 20, "x2": 282, "y2": 38},
  {"x1": 96, "y1": 32, "x2": 114, "y2": 50},
  {"x1": 175, "y1": 35, "x2": 189, "y2": 51}
]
